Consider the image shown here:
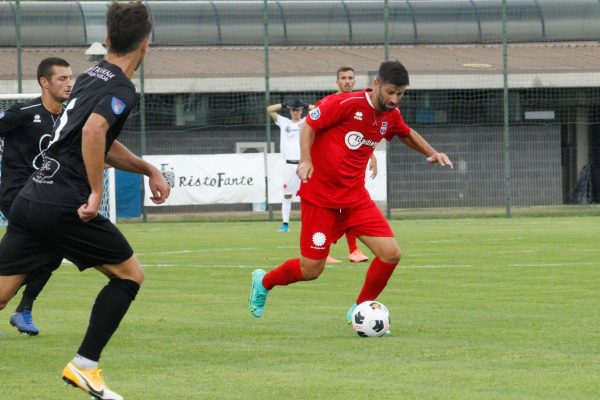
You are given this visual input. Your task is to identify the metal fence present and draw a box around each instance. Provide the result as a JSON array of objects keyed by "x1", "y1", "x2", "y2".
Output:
[{"x1": 1, "y1": 0, "x2": 600, "y2": 220}]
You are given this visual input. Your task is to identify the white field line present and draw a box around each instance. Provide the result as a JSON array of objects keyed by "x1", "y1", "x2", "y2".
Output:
[
  {"x1": 507, "y1": 262, "x2": 595, "y2": 267},
  {"x1": 59, "y1": 260, "x2": 591, "y2": 269},
  {"x1": 139, "y1": 262, "x2": 594, "y2": 269},
  {"x1": 136, "y1": 245, "x2": 297, "y2": 255}
]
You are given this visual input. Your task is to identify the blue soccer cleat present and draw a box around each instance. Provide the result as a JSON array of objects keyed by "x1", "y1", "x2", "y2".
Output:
[
  {"x1": 277, "y1": 223, "x2": 289, "y2": 233},
  {"x1": 249, "y1": 269, "x2": 269, "y2": 318},
  {"x1": 346, "y1": 303, "x2": 357, "y2": 325},
  {"x1": 10, "y1": 310, "x2": 40, "y2": 336}
]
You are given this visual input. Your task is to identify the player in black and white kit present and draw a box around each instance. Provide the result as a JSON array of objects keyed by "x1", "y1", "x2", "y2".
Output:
[
  {"x1": 0, "y1": 57, "x2": 72, "y2": 336},
  {"x1": 0, "y1": 3, "x2": 169, "y2": 399}
]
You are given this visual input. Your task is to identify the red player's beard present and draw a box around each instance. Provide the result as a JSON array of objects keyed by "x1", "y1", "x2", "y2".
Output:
[{"x1": 377, "y1": 90, "x2": 397, "y2": 112}]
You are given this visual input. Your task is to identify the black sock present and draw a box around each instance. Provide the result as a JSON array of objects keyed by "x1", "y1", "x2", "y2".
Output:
[
  {"x1": 15, "y1": 294, "x2": 34, "y2": 313},
  {"x1": 16, "y1": 271, "x2": 53, "y2": 312},
  {"x1": 77, "y1": 278, "x2": 140, "y2": 362}
]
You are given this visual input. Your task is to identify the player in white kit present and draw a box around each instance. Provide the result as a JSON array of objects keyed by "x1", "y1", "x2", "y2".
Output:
[{"x1": 267, "y1": 99, "x2": 311, "y2": 233}]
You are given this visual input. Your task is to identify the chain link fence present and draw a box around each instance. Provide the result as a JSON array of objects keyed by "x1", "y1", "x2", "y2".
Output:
[{"x1": 1, "y1": 0, "x2": 599, "y2": 220}]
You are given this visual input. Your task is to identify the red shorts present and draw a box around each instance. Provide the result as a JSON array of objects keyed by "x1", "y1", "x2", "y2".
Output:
[{"x1": 299, "y1": 198, "x2": 394, "y2": 260}]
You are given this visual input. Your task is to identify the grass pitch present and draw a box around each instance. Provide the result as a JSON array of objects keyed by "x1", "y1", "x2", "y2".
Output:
[{"x1": 1, "y1": 217, "x2": 599, "y2": 399}]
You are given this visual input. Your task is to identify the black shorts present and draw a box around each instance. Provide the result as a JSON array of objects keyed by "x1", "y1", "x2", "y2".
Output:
[
  {"x1": 0, "y1": 196, "x2": 133, "y2": 276},
  {"x1": 0, "y1": 201, "x2": 63, "y2": 281}
]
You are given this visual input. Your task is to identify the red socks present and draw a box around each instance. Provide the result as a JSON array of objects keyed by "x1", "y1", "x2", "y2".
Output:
[
  {"x1": 356, "y1": 258, "x2": 397, "y2": 304},
  {"x1": 262, "y1": 258, "x2": 304, "y2": 290},
  {"x1": 262, "y1": 257, "x2": 396, "y2": 302},
  {"x1": 346, "y1": 234, "x2": 358, "y2": 253}
]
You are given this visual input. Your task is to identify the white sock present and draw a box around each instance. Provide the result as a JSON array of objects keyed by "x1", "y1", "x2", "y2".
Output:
[
  {"x1": 73, "y1": 354, "x2": 98, "y2": 370},
  {"x1": 281, "y1": 198, "x2": 292, "y2": 224}
]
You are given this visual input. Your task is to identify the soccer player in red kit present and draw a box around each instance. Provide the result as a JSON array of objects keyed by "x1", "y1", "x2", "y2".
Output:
[
  {"x1": 316, "y1": 66, "x2": 376, "y2": 263},
  {"x1": 248, "y1": 61, "x2": 452, "y2": 324}
]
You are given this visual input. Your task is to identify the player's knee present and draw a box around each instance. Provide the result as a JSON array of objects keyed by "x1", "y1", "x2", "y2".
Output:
[
  {"x1": 128, "y1": 265, "x2": 145, "y2": 285},
  {"x1": 284, "y1": 194, "x2": 292, "y2": 200},
  {"x1": 380, "y1": 247, "x2": 401, "y2": 264},
  {"x1": 300, "y1": 261, "x2": 325, "y2": 280},
  {"x1": 110, "y1": 257, "x2": 145, "y2": 284},
  {"x1": 302, "y1": 269, "x2": 322, "y2": 281},
  {"x1": 0, "y1": 295, "x2": 10, "y2": 310}
]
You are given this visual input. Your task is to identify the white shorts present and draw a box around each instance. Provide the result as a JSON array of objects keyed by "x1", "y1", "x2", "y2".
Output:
[{"x1": 283, "y1": 162, "x2": 300, "y2": 196}]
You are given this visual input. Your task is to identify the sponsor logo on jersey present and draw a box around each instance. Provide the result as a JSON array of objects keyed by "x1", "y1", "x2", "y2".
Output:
[
  {"x1": 311, "y1": 231, "x2": 327, "y2": 249},
  {"x1": 33, "y1": 114, "x2": 41, "y2": 123},
  {"x1": 309, "y1": 107, "x2": 321, "y2": 120},
  {"x1": 111, "y1": 97, "x2": 126, "y2": 115},
  {"x1": 85, "y1": 65, "x2": 115, "y2": 82},
  {"x1": 380, "y1": 121, "x2": 388, "y2": 135},
  {"x1": 344, "y1": 131, "x2": 378, "y2": 150},
  {"x1": 0, "y1": 112, "x2": 4, "y2": 120},
  {"x1": 32, "y1": 157, "x2": 60, "y2": 184},
  {"x1": 32, "y1": 134, "x2": 53, "y2": 170},
  {"x1": 354, "y1": 111, "x2": 363, "y2": 121}
]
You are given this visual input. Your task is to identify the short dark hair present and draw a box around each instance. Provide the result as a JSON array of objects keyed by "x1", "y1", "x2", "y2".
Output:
[
  {"x1": 336, "y1": 66, "x2": 355, "y2": 79},
  {"x1": 37, "y1": 57, "x2": 70, "y2": 86},
  {"x1": 106, "y1": 1, "x2": 152, "y2": 55},
  {"x1": 377, "y1": 61, "x2": 409, "y2": 86}
]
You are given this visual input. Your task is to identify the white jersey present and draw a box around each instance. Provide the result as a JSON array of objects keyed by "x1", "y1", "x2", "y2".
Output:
[{"x1": 276, "y1": 114, "x2": 304, "y2": 161}]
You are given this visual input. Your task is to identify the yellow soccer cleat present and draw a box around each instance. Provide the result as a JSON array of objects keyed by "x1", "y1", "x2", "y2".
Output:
[{"x1": 61, "y1": 362, "x2": 123, "y2": 400}]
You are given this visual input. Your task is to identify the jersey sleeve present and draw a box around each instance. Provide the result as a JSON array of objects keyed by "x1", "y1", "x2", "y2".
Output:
[
  {"x1": 386, "y1": 109, "x2": 411, "y2": 140},
  {"x1": 275, "y1": 114, "x2": 287, "y2": 128},
  {"x1": 305, "y1": 95, "x2": 347, "y2": 132},
  {"x1": 92, "y1": 85, "x2": 138, "y2": 128},
  {"x1": 0, "y1": 104, "x2": 24, "y2": 138}
]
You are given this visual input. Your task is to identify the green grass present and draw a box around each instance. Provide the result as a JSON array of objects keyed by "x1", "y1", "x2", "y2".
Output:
[{"x1": 1, "y1": 217, "x2": 599, "y2": 399}]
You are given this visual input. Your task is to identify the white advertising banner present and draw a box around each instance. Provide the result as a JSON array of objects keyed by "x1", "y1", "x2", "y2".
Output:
[
  {"x1": 143, "y1": 151, "x2": 387, "y2": 206},
  {"x1": 143, "y1": 154, "x2": 266, "y2": 206}
]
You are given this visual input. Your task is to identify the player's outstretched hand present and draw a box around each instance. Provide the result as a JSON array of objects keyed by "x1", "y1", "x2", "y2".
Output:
[
  {"x1": 296, "y1": 160, "x2": 313, "y2": 183},
  {"x1": 148, "y1": 171, "x2": 171, "y2": 204},
  {"x1": 426, "y1": 152, "x2": 453, "y2": 169},
  {"x1": 78, "y1": 192, "x2": 101, "y2": 222}
]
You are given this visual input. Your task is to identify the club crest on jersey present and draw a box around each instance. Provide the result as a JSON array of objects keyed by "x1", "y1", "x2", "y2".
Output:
[
  {"x1": 345, "y1": 131, "x2": 378, "y2": 150},
  {"x1": 354, "y1": 111, "x2": 363, "y2": 121},
  {"x1": 111, "y1": 97, "x2": 126, "y2": 115},
  {"x1": 309, "y1": 107, "x2": 321, "y2": 120},
  {"x1": 380, "y1": 121, "x2": 388, "y2": 135},
  {"x1": 33, "y1": 114, "x2": 41, "y2": 123}
]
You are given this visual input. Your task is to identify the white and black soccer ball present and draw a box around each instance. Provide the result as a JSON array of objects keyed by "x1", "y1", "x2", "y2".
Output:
[{"x1": 351, "y1": 301, "x2": 390, "y2": 337}]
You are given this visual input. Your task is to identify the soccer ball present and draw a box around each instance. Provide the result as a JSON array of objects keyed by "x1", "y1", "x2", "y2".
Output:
[{"x1": 351, "y1": 301, "x2": 390, "y2": 337}]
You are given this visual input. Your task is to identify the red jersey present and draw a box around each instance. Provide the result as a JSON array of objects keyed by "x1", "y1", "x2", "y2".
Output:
[
  {"x1": 299, "y1": 89, "x2": 411, "y2": 208},
  {"x1": 314, "y1": 92, "x2": 339, "y2": 107}
]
